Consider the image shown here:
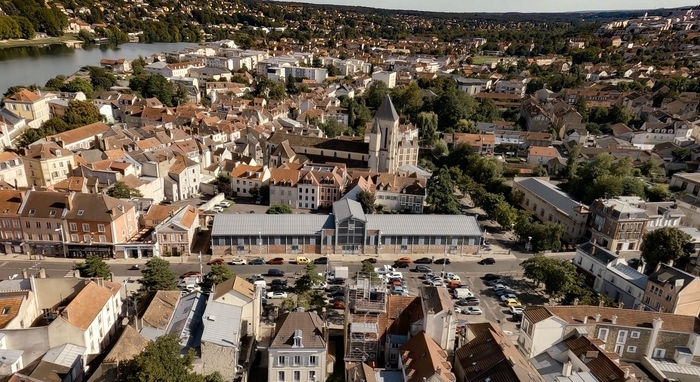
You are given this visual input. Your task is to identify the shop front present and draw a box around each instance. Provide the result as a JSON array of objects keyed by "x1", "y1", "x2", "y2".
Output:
[{"x1": 66, "y1": 244, "x2": 113, "y2": 259}]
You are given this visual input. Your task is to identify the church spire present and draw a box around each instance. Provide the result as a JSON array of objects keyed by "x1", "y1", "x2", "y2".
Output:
[{"x1": 375, "y1": 94, "x2": 399, "y2": 122}]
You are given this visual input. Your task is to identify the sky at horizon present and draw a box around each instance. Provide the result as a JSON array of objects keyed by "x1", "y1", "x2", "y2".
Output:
[{"x1": 273, "y1": 0, "x2": 694, "y2": 13}]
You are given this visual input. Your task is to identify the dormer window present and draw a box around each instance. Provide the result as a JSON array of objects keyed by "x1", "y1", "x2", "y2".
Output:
[
  {"x1": 2, "y1": 209, "x2": 7, "y2": 214},
  {"x1": 49, "y1": 210, "x2": 56, "y2": 216},
  {"x1": 28, "y1": 209, "x2": 35, "y2": 215},
  {"x1": 292, "y1": 329, "x2": 303, "y2": 348},
  {"x1": 77, "y1": 210, "x2": 84, "y2": 216}
]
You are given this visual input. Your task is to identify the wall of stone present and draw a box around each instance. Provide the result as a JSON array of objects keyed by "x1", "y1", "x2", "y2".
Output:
[{"x1": 201, "y1": 342, "x2": 237, "y2": 381}]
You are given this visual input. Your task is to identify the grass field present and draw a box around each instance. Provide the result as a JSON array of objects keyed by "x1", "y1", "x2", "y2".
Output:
[
  {"x1": 0, "y1": 34, "x2": 79, "y2": 49},
  {"x1": 471, "y1": 56, "x2": 499, "y2": 65}
]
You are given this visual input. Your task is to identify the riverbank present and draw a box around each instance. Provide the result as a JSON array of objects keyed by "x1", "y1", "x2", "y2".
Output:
[{"x1": 0, "y1": 34, "x2": 80, "y2": 49}]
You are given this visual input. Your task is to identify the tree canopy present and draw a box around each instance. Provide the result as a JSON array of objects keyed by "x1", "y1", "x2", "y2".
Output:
[
  {"x1": 521, "y1": 254, "x2": 582, "y2": 298},
  {"x1": 426, "y1": 166, "x2": 460, "y2": 214},
  {"x1": 203, "y1": 264, "x2": 235, "y2": 289},
  {"x1": 266, "y1": 204, "x2": 292, "y2": 214},
  {"x1": 139, "y1": 257, "x2": 178, "y2": 295},
  {"x1": 107, "y1": 181, "x2": 143, "y2": 199},
  {"x1": 640, "y1": 227, "x2": 694, "y2": 273},
  {"x1": 72, "y1": 255, "x2": 111, "y2": 279},
  {"x1": 126, "y1": 335, "x2": 204, "y2": 382},
  {"x1": 356, "y1": 191, "x2": 376, "y2": 214}
]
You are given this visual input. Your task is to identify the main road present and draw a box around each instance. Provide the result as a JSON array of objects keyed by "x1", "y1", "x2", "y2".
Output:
[{"x1": 0, "y1": 252, "x2": 575, "y2": 280}]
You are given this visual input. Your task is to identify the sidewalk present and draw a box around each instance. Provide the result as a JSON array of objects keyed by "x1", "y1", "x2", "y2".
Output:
[{"x1": 1, "y1": 251, "x2": 520, "y2": 264}]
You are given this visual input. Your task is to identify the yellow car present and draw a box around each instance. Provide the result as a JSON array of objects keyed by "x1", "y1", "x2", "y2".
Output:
[{"x1": 505, "y1": 298, "x2": 522, "y2": 308}]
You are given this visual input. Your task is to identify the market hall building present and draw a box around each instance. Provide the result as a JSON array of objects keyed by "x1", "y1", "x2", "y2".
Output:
[{"x1": 211, "y1": 199, "x2": 482, "y2": 256}]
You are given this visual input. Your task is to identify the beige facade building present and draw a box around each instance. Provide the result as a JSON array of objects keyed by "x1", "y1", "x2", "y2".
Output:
[
  {"x1": 587, "y1": 196, "x2": 649, "y2": 252},
  {"x1": 513, "y1": 177, "x2": 588, "y2": 244},
  {"x1": 22, "y1": 142, "x2": 76, "y2": 187},
  {"x1": 3, "y1": 89, "x2": 52, "y2": 127},
  {"x1": 643, "y1": 263, "x2": 700, "y2": 316}
]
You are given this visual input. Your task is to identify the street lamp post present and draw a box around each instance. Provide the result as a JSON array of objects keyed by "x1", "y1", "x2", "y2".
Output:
[
  {"x1": 54, "y1": 226, "x2": 67, "y2": 258},
  {"x1": 442, "y1": 252, "x2": 449, "y2": 276},
  {"x1": 258, "y1": 230, "x2": 262, "y2": 256},
  {"x1": 527, "y1": 236, "x2": 533, "y2": 252}
]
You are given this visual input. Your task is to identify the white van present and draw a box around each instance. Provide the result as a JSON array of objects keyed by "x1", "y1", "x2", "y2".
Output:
[
  {"x1": 178, "y1": 276, "x2": 201, "y2": 288},
  {"x1": 253, "y1": 280, "x2": 267, "y2": 290}
]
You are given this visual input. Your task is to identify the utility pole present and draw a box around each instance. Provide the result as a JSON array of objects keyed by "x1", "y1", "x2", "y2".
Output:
[{"x1": 198, "y1": 251, "x2": 203, "y2": 277}]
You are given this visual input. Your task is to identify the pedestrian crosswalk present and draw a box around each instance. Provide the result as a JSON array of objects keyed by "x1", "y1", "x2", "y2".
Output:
[{"x1": 63, "y1": 270, "x2": 74, "y2": 278}]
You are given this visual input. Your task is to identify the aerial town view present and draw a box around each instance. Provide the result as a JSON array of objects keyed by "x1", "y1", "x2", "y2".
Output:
[{"x1": 1, "y1": 0, "x2": 700, "y2": 380}]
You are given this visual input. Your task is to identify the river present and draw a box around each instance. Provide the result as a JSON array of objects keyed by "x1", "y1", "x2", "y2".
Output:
[{"x1": 0, "y1": 42, "x2": 197, "y2": 94}]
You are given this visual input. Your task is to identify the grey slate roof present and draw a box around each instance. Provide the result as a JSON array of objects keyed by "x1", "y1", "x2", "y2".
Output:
[
  {"x1": 212, "y1": 214, "x2": 334, "y2": 236},
  {"x1": 577, "y1": 242, "x2": 618, "y2": 265},
  {"x1": 334, "y1": 199, "x2": 367, "y2": 223},
  {"x1": 270, "y1": 312, "x2": 326, "y2": 349},
  {"x1": 367, "y1": 215, "x2": 481, "y2": 236},
  {"x1": 201, "y1": 301, "x2": 241, "y2": 348},
  {"x1": 375, "y1": 95, "x2": 399, "y2": 122},
  {"x1": 166, "y1": 292, "x2": 206, "y2": 351},
  {"x1": 515, "y1": 177, "x2": 585, "y2": 216},
  {"x1": 610, "y1": 263, "x2": 648, "y2": 289}
]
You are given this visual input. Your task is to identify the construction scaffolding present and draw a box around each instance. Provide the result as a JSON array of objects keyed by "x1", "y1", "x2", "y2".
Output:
[{"x1": 345, "y1": 272, "x2": 387, "y2": 363}]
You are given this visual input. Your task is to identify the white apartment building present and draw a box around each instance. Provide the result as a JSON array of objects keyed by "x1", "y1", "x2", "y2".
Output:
[
  {"x1": 371, "y1": 71, "x2": 397, "y2": 88},
  {"x1": 231, "y1": 164, "x2": 270, "y2": 197},
  {"x1": 268, "y1": 312, "x2": 329, "y2": 382}
]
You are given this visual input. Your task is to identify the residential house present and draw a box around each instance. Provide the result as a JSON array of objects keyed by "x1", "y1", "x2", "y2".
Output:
[
  {"x1": 519, "y1": 304, "x2": 700, "y2": 368},
  {"x1": 526, "y1": 146, "x2": 560, "y2": 166},
  {"x1": 494, "y1": 79, "x2": 527, "y2": 97},
  {"x1": 572, "y1": 242, "x2": 647, "y2": 309},
  {"x1": 374, "y1": 174, "x2": 426, "y2": 214},
  {"x1": 268, "y1": 167, "x2": 302, "y2": 207},
  {"x1": 643, "y1": 263, "x2": 700, "y2": 316},
  {"x1": 268, "y1": 312, "x2": 329, "y2": 382},
  {"x1": 454, "y1": 322, "x2": 543, "y2": 382},
  {"x1": 2, "y1": 89, "x2": 51, "y2": 127},
  {"x1": 371, "y1": 71, "x2": 397, "y2": 88},
  {"x1": 22, "y1": 142, "x2": 76, "y2": 187},
  {"x1": 587, "y1": 197, "x2": 650, "y2": 252},
  {"x1": 0, "y1": 152, "x2": 27, "y2": 189},
  {"x1": 415, "y1": 287, "x2": 457, "y2": 357},
  {"x1": 444, "y1": 133, "x2": 495, "y2": 154},
  {"x1": 47, "y1": 280, "x2": 122, "y2": 355},
  {"x1": 200, "y1": 300, "x2": 242, "y2": 381},
  {"x1": 62, "y1": 193, "x2": 138, "y2": 258},
  {"x1": 0, "y1": 190, "x2": 26, "y2": 255},
  {"x1": 18, "y1": 191, "x2": 69, "y2": 257},
  {"x1": 398, "y1": 331, "x2": 455, "y2": 382},
  {"x1": 454, "y1": 77, "x2": 491, "y2": 95},
  {"x1": 44, "y1": 122, "x2": 111, "y2": 151},
  {"x1": 513, "y1": 177, "x2": 589, "y2": 244},
  {"x1": 297, "y1": 163, "x2": 347, "y2": 209},
  {"x1": 520, "y1": 98, "x2": 553, "y2": 132},
  {"x1": 155, "y1": 205, "x2": 199, "y2": 257},
  {"x1": 231, "y1": 164, "x2": 270, "y2": 197},
  {"x1": 211, "y1": 275, "x2": 262, "y2": 340},
  {"x1": 166, "y1": 156, "x2": 201, "y2": 202},
  {"x1": 99, "y1": 58, "x2": 131, "y2": 74}
]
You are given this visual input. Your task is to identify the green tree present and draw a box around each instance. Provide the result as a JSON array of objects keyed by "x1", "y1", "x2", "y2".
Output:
[
  {"x1": 63, "y1": 100, "x2": 102, "y2": 127},
  {"x1": 139, "y1": 257, "x2": 178, "y2": 295},
  {"x1": 203, "y1": 264, "x2": 235, "y2": 289},
  {"x1": 432, "y1": 139, "x2": 448, "y2": 157},
  {"x1": 474, "y1": 98, "x2": 500, "y2": 122},
  {"x1": 294, "y1": 263, "x2": 325, "y2": 295},
  {"x1": 107, "y1": 181, "x2": 143, "y2": 199},
  {"x1": 44, "y1": 77, "x2": 65, "y2": 90},
  {"x1": 319, "y1": 118, "x2": 343, "y2": 138},
  {"x1": 132, "y1": 56, "x2": 147, "y2": 76},
  {"x1": 72, "y1": 255, "x2": 111, "y2": 279},
  {"x1": 62, "y1": 78, "x2": 94, "y2": 98},
  {"x1": 646, "y1": 184, "x2": 672, "y2": 202},
  {"x1": 359, "y1": 260, "x2": 381, "y2": 282},
  {"x1": 285, "y1": 74, "x2": 298, "y2": 95},
  {"x1": 640, "y1": 159, "x2": 664, "y2": 180},
  {"x1": 640, "y1": 227, "x2": 694, "y2": 273},
  {"x1": 492, "y1": 201, "x2": 519, "y2": 228},
  {"x1": 365, "y1": 81, "x2": 389, "y2": 109},
  {"x1": 672, "y1": 147, "x2": 691, "y2": 162},
  {"x1": 416, "y1": 111, "x2": 438, "y2": 144},
  {"x1": 127, "y1": 335, "x2": 203, "y2": 382},
  {"x1": 356, "y1": 191, "x2": 376, "y2": 214},
  {"x1": 432, "y1": 89, "x2": 476, "y2": 130},
  {"x1": 266, "y1": 204, "x2": 292, "y2": 214},
  {"x1": 426, "y1": 167, "x2": 460, "y2": 214},
  {"x1": 564, "y1": 145, "x2": 580, "y2": 180},
  {"x1": 521, "y1": 254, "x2": 582, "y2": 298},
  {"x1": 13, "y1": 16, "x2": 35, "y2": 39},
  {"x1": 454, "y1": 119, "x2": 477, "y2": 133},
  {"x1": 87, "y1": 66, "x2": 117, "y2": 91}
]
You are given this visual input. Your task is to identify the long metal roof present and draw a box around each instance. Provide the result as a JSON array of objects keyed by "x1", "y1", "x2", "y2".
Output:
[
  {"x1": 515, "y1": 177, "x2": 585, "y2": 216},
  {"x1": 212, "y1": 212, "x2": 481, "y2": 237}
]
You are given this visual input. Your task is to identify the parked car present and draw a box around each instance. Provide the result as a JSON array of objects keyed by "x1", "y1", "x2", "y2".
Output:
[
  {"x1": 333, "y1": 299, "x2": 345, "y2": 309},
  {"x1": 180, "y1": 271, "x2": 201, "y2": 279},
  {"x1": 454, "y1": 306, "x2": 464, "y2": 314},
  {"x1": 267, "y1": 291, "x2": 288, "y2": 299},
  {"x1": 493, "y1": 284, "x2": 507, "y2": 291},
  {"x1": 487, "y1": 279, "x2": 505, "y2": 286},
  {"x1": 396, "y1": 257, "x2": 412, "y2": 263},
  {"x1": 312, "y1": 282, "x2": 327, "y2": 290},
  {"x1": 213, "y1": 206, "x2": 224, "y2": 213},
  {"x1": 414, "y1": 265, "x2": 432, "y2": 273},
  {"x1": 218, "y1": 201, "x2": 231, "y2": 207},
  {"x1": 326, "y1": 285, "x2": 343, "y2": 294},
  {"x1": 456, "y1": 298, "x2": 477, "y2": 306},
  {"x1": 391, "y1": 286, "x2": 408, "y2": 295},
  {"x1": 313, "y1": 257, "x2": 329, "y2": 264},
  {"x1": 129, "y1": 265, "x2": 140, "y2": 270},
  {"x1": 504, "y1": 299, "x2": 522, "y2": 308},
  {"x1": 394, "y1": 261, "x2": 410, "y2": 268},
  {"x1": 329, "y1": 278, "x2": 345, "y2": 285},
  {"x1": 496, "y1": 288, "x2": 515, "y2": 296},
  {"x1": 482, "y1": 273, "x2": 501, "y2": 281},
  {"x1": 463, "y1": 298, "x2": 480, "y2": 306},
  {"x1": 509, "y1": 306, "x2": 524, "y2": 315},
  {"x1": 267, "y1": 269, "x2": 285, "y2": 277},
  {"x1": 248, "y1": 274, "x2": 264, "y2": 282},
  {"x1": 271, "y1": 279, "x2": 287, "y2": 286},
  {"x1": 433, "y1": 258, "x2": 450, "y2": 265},
  {"x1": 500, "y1": 293, "x2": 518, "y2": 301},
  {"x1": 429, "y1": 279, "x2": 445, "y2": 287},
  {"x1": 267, "y1": 257, "x2": 285, "y2": 265},
  {"x1": 207, "y1": 258, "x2": 225, "y2": 265},
  {"x1": 269, "y1": 285, "x2": 286, "y2": 292},
  {"x1": 229, "y1": 258, "x2": 247, "y2": 265},
  {"x1": 464, "y1": 307, "x2": 483, "y2": 315},
  {"x1": 414, "y1": 257, "x2": 432, "y2": 264},
  {"x1": 249, "y1": 258, "x2": 265, "y2": 265},
  {"x1": 362, "y1": 258, "x2": 377, "y2": 264},
  {"x1": 332, "y1": 289, "x2": 346, "y2": 297},
  {"x1": 478, "y1": 257, "x2": 496, "y2": 265},
  {"x1": 480, "y1": 244, "x2": 492, "y2": 251}
]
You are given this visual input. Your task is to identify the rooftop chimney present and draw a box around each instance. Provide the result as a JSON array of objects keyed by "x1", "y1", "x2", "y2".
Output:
[
  {"x1": 582, "y1": 316, "x2": 588, "y2": 324},
  {"x1": 562, "y1": 361, "x2": 573, "y2": 377},
  {"x1": 611, "y1": 315, "x2": 618, "y2": 324},
  {"x1": 62, "y1": 308, "x2": 69, "y2": 321},
  {"x1": 668, "y1": 259, "x2": 674, "y2": 267},
  {"x1": 595, "y1": 313, "x2": 601, "y2": 322},
  {"x1": 65, "y1": 193, "x2": 73, "y2": 212}
]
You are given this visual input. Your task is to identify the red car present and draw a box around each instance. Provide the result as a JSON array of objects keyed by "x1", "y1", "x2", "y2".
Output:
[
  {"x1": 334, "y1": 300, "x2": 345, "y2": 309},
  {"x1": 180, "y1": 271, "x2": 201, "y2": 279},
  {"x1": 267, "y1": 257, "x2": 285, "y2": 265},
  {"x1": 207, "y1": 258, "x2": 225, "y2": 265}
]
